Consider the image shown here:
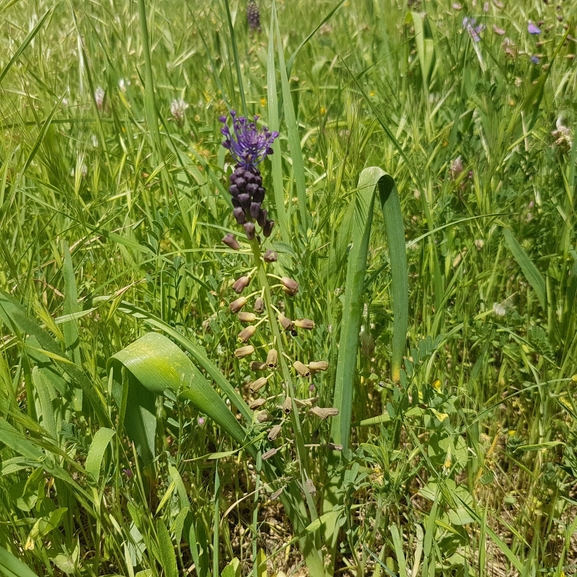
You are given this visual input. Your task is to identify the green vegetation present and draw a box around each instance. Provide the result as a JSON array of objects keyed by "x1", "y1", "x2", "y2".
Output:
[{"x1": 1, "y1": 0, "x2": 576, "y2": 575}]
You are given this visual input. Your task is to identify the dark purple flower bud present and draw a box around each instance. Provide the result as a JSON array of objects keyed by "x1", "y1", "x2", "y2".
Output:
[
  {"x1": 263, "y1": 219, "x2": 274, "y2": 237},
  {"x1": 250, "y1": 202, "x2": 261, "y2": 219},
  {"x1": 229, "y1": 184, "x2": 239, "y2": 197},
  {"x1": 238, "y1": 193, "x2": 251, "y2": 209},
  {"x1": 257, "y1": 208, "x2": 267, "y2": 228},
  {"x1": 253, "y1": 187, "x2": 265, "y2": 203},
  {"x1": 222, "y1": 233, "x2": 240, "y2": 250},
  {"x1": 233, "y1": 207, "x2": 246, "y2": 224},
  {"x1": 244, "y1": 222, "x2": 256, "y2": 240}
]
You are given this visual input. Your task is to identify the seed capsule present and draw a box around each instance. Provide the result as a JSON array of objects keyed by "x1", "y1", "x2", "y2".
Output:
[
  {"x1": 249, "y1": 377, "x2": 268, "y2": 393},
  {"x1": 238, "y1": 325, "x2": 256, "y2": 342},
  {"x1": 267, "y1": 424, "x2": 282, "y2": 441},
  {"x1": 229, "y1": 297, "x2": 247, "y2": 313},
  {"x1": 238, "y1": 311, "x2": 257, "y2": 323},
  {"x1": 262, "y1": 448, "x2": 278, "y2": 461},
  {"x1": 232, "y1": 276, "x2": 250, "y2": 294},
  {"x1": 250, "y1": 361, "x2": 267, "y2": 371},
  {"x1": 278, "y1": 314, "x2": 294, "y2": 331},
  {"x1": 309, "y1": 407, "x2": 339, "y2": 420},
  {"x1": 266, "y1": 349, "x2": 278, "y2": 368},
  {"x1": 234, "y1": 345, "x2": 254, "y2": 358},
  {"x1": 293, "y1": 361, "x2": 310, "y2": 378},
  {"x1": 280, "y1": 277, "x2": 299, "y2": 296},
  {"x1": 308, "y1": 360, "x2": 328, "y2": 372},
  {"x1": 249, "y1": 398, "x2": 267, "y2": 410},
  {"x1": 222, "y1": 233, "x2": 240, "y2": 250},
  {"x1": 256, "y1": 410, "x2": 269, "y2": 422},
  {"x1": 263, "y1": 249, "x2": 277, "y2": 262},
  {"x1": 254, "y1": 297, "x2": 264, "y2": 313},
  {"x1": 281, "y1": 396, "x2": 292, "y2": 415},
  {"x1": 294, "y1": 318, "x2": 315, "y2": 330}
]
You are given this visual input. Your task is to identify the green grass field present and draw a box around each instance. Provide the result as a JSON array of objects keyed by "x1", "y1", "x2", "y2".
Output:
[{"x1": 1, "y1": 0, "x2": 576, "y2": 575}]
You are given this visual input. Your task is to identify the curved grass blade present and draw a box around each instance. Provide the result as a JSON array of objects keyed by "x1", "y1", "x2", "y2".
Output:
[
  {"x1": 503, "y1": 228, "x2": 546, "y2": 310},
  {"x1": 109, "y1": 332, "x2": 247, "y2": 447},
  {"x1": 0, "y1": 546, "x2": 41, "y2": 577},
  {"x1": 331, "y1": 168, "x2": 407, "y2": 451}
]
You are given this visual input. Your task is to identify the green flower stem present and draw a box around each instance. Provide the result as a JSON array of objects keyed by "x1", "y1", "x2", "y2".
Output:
[{"x1": 249, "y1": 239, "x2": 319, "y2": 523}]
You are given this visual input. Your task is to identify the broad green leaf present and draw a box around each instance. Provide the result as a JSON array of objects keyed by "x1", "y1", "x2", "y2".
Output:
[
  {"x1": 503, "y1": 228, "x2": 546, "y2": 310},
  {"x1": 85, "y1": 427, "x2": 116, "y2": 481},
  {"x1": 0, "y1": 546, "x2": 41, "y2": 577},
  {"x1": 109, "y1": 332, "x2": 247, "y2": 449},
  {"x1": 221, "y1": 558, "x2": 241, "y2": 577},
  {"x1": 156, "y1": 520, "x2": 178, "y2": 577}
]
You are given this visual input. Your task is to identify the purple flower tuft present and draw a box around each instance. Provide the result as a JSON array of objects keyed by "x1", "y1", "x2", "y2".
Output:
[
  {"x1": 530, "y1": 55, "x2": 540, "y2": 64},
  {"x1": 528, "y1": 22, "x2": 541, "y2": 35},
  {"x1": 463, "y1": 17, "x2": 485, "y2": 42},
  {"x1": 220, "y1": 111, "x2": 279, "y2": 169}
]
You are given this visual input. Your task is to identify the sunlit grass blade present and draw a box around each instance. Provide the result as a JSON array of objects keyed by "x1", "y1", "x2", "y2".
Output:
[
  {"x1": 0, "y1": 545, "x2": 41, "y2": 577},
  {"x1": 503, "y1": 228, "x2": 547, "y2": 310},
  {"x1": 109, "y1": 332, "x2": 247, "y2": 445}
]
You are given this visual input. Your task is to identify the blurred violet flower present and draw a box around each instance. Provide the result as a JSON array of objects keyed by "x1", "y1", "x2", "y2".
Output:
[
  {"x1": 530, "y1": 55, "x2": 540, "y2": 64},
  {"x1": 123, "y1": 468, "x2": 133, "y2": 478},
  {"x1": 528, "y1": 22, "x2": 541, "y2": 35},
  {"x1": 463, "y1": 17, "x2": 485, "y2": 42},
  {"x1": 197, "y1": 416, "x2": 206, "y2": 426}
]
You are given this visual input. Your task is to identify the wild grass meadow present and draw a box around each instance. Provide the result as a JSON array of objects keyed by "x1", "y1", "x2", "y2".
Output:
[{"x1": 0, "y1": 0, "x2": 576, "y2": 575}]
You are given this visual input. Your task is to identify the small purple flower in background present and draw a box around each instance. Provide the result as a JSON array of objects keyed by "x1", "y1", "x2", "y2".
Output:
[
  {"x1": 197, "y1": 416, "x2": 206, "y2": 426},
  {"x1": 463, "y1": 17, "x2": 485, "y2": 42},
  {"x1": 247, "y1": 0, "x2": 261, "y2": 33},
  {"x1": 220, "y1": 111, "x2": 278, "y2": 239},
  {"x1": 530, "y1": 55, "x2": 540, "y2": 64},
  {"x1": 528, "y1": 21, "x2": 541, "y2": 35},
  {"x1": 123, "y1": 468, "x2": 133, "y2": 479}
]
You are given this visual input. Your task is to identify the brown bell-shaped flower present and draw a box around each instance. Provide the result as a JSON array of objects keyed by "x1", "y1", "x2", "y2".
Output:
[
  {"x1": 234, "y1": 345, "x2": 255, "y2": 358},
  {"x1": 249, "y1": 377, "x2": 268, "y2": 393},
  {"x1": 266, "y1": 349, "x2": 278, "y2": 368},
  {"x1": 263, "y1": 249, "x2": 278, "y2": 262},
  {"x1": 238, "y1": 325, "x2": 256, "y2": 342},
  {"x1": 229, "y1": 296, "x2": 247, "y2": 313},
  {"x1": 267, "y1": 424, "x2": 282, "y2": 441},
  {"x1": 309, "y1": 407, "x2": 339, "y2": 420},
  {"x1": 294, "y1": 318, "x2": 315, "y2": 330},
  {"x1": 232, "y1": 276, "x2": 250, "y2": 294},
  {"x1": 222, "y1": 233, "x2": 240, "y2": 250},
  {"x1": 278, "y1": 313, "x2": 294, "y2": 331},
  {"x1": 249, "y1": 398, "x2": 267, "y2": 410},
  {"x1": 238, "y1": 311, "x2": 257, "y2": 323},
  {"x1": 262, "y1": 447, "x2": 278, "y2": 461},
  {"x1": 282, "y1": 396, "x2": 292, "y2": 415},
  {"x1": 293, "y1": 360, "x2": 310, "y2": 378},
  {"x1": 308, "y1": 360, "x2": 328, "y2": 372},
  {"x1": 254, "y1": 297, "x2": 264, "y2": 313},
  {"x1": 281, "y1": 277, "x2": 298, "y2": 296},
  {"x1": 250, "y1": 361, "x2": 267, "y2": 371}
]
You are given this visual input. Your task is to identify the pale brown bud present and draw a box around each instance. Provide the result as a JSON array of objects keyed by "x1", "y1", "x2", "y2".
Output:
[
  {"x1": 249, "y1": 377, "x2": 268, "y2": 393},
  {"x1": 222, "y1": 233, "x2": 240, "y2": 250},
  {"x1": 229, "y1": 297, "x2": 247, "y2": 313},
  {"x1": 256, "y1": 410, "x2": 269, "y2": 422},
  {"x1": 278, "y1": 313, "x2": 294, "y2": 331},
  {"x1": 266, "y1": 349, "x2": 278, "y2": 368},
  {"x1": 250, "y1": 361, "x2": 267, "y2": 371},
  {"x1": 309, "y1": 407, "x2": 339, "y2": 419},
  {"x1": 238, "y1": 325, "x2": 256, "y2": 342},
  {"x1": 267, "y1": 424, "x2": 282, "y2": 441},
  {"x1": 238, "y1": 311, "x2": 256, "y2": 323},
  {"x1": 281, "y1": 396, "x2": 292, "y2": 414},
  {"x1": 254, "y1": 298, "x2": 264, "y2": 313},
  {"x1": 249, "y1": 398, "x2": 267, "y2": 410},
  {"x1": 281, "y1": 277, "x2": 299, "y2": 296},
  {"x1": 263, "y1": 249, "x2": 278, "y2": 262},
  {"x1": 262, "y1": 448, "x2": 278, "y2": 461},
  {"x1": 308, "y1": 360, "x2": 328, "y2": 372},
  {"x1": 232, "y1": 276, "x2": 250, "y2": 294},
  {"x1": 294, "y1": 318, "x2": 315, "y2": 330},
  {"x1": 293, "y1": 361, "x2": 310, "y2": 377},
  {"x1": 270, "y1": 487, "x2": 283, "y2": 500},
  {"x1": 234, "y1": 345, "x2": 254, "y2": 358}
]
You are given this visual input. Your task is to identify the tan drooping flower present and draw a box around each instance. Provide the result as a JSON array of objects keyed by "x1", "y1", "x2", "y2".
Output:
[
  {"x1": 280, "y1": 277, "x2": 299, "y2": 296},
  {"x1": 309, "y1": 407, "x2": 339, "y2": 419},
  {"x1": 234, "y1": 345, "x2": 255, "y2": 358},
  {"x1": 294, "y1": 318, "x2": 315, "y2": 330},
  {"x1": 232, "y1": 276, "x2": 250, "y2": 293},
  {"x1": 266, "y1": 349, "x2": 278, "y2": 368},
  {"x1": 238, "y1": 325, "x2": 256, "y2": 342},
  {"x1": 308, "y1": 361, "x2": 328, "y2": 372},
  {"x1": 293, "y1": 361, "x2": 310, "y2": 377},
  {"x1": 229, "y1": 297, "x2": 247, "y2": 313}
]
